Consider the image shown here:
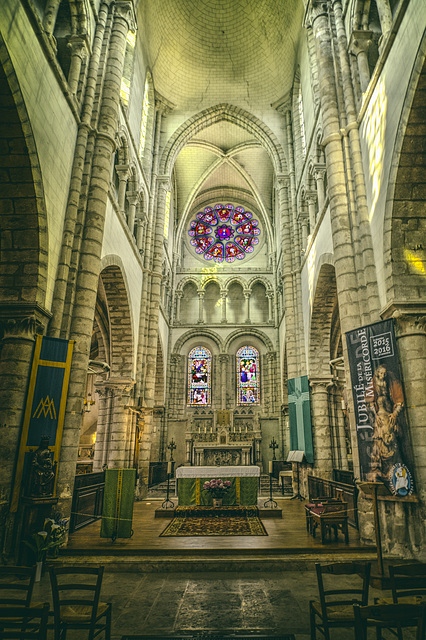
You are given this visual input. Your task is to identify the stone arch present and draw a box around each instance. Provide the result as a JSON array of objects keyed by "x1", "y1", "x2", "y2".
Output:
[
  {"x1": 384, "y1": 47, "x2": 426, "y2": 302},
  {"x1": 160, "y1": 103, "x2": 287, "y2": 177},
  {"x1": 0, "y1": 39, "x2": 48, "y2": 313},
  {"x1": 247, "y1": 276, "x2": 273, "y2": 294},
  {"x1": 98, "y1": 259, "x2": 134, "y2": 380},
  {"x1": 180, "y1": 280, "x2": 198, "y2": 324},
  {"x1": 226, "y1": 281, "x2": 245, "y2": 324},
  {"x1": 224, "y1": 328, "x2": 274, "y2": 354},
  {"x1": 224, "y1": 276, "x2": 248, "y2": 292},
  {"x1": 51, "y1": 0, "x2": 88, "y2": 79},
  {"x1": 172, "y1": 329, "x2": 223, "y2": 356},
  {"x1": 309, "y1": 262, "x2": 338, "y2": 378},
  {"x1": 177, "y1": 276, "x2": 200, "y2": 293},
  {"x1": 249, "y1": 281, "x2": 269, "y2": 324},
  {"x1": 203, "y1": 280, "x2": 221, "y2": 324}
]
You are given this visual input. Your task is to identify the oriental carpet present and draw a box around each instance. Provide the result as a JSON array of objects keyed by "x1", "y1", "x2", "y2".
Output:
[{"x1": 160, "y1": 505, "x2": 268, "y2": 537}]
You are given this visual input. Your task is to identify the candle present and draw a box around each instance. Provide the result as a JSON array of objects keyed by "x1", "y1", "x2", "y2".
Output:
[
  {"x1": 204, "y1": 427, "x2": 207, "y2": 433},
  {"x1": 167, "y1": 461, "x2": 172, "y2": 474},
  {"x1": 269, "y1": 461, "x2": 273, "y2": 474}
]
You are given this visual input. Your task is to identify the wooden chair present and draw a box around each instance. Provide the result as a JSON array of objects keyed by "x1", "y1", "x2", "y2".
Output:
[
  {"x1": 304, "y1": 497, "x2": 331, "y2": 533},
  {"x1": 49, "y1": 566, "x2": 111, "y2": 640},
  {"x1": 353, "y1": 603, "x2": 426, "y2": 639},
  {"x1": 0, "y1": 566, "x2": 37, "y2": 608},
  {"x1": 0, "y1": 603, "x2": 49, "y2": 640},
  {"x1": 389, "y1": 564, "x2": 426, "y2": 605},
  {"x1": 309, "y1": 561, "x2": 371, "y2": 639},
  {"x1": 311, "y1": 501, "x2": 349, "y2": 544}
]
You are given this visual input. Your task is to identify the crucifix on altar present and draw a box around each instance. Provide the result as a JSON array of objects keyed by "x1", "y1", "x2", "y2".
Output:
[
  {"x1": 168, "y1": 438, "x2": 176, "y2": 461},
  {"x1": 269, "y1": 437, "x2": 279, "y2": 460}
]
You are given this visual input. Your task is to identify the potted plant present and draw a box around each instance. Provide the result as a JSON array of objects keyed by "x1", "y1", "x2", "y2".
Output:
[
  {"x1": 203, "y1": 478, "x2": 232, "y2": 507},
  {"x1": 23, "y1": 514, "x2": 68, "y2": 580}
]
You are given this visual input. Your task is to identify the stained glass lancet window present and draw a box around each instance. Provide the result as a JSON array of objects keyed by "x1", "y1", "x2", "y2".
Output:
[
  {"x1": 187, "y1": 347, "x2": 212, "y2": 406},
  {"x1": 236, "y1": 346, "x2": 260, "y2": 405},
  {"x1": 188, "y1": 203, "x2": 260, "y2": 263}
]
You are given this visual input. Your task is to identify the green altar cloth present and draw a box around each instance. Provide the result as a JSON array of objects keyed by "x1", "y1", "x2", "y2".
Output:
[
  {"x1": 177, "y1": 476, "x2": 258, "y2": 506},
  {"x1": 100, "y1": 468, "x2": 136, "y2": 539}
]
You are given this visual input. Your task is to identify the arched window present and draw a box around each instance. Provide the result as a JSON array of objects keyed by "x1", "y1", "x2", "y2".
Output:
[
  {"x1": 236, "y1": 346, "x2": 260, "y2": 405},
  {"x1": 187, "y1": 347, "x2": 212, "y2": 406}
]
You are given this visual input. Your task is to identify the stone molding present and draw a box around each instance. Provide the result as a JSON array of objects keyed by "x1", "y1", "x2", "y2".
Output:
[{"x1": 0, "y1": 303, "x2": 52, "y2": 339}]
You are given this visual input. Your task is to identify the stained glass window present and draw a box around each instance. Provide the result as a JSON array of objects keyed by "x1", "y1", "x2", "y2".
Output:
[
  {"x1": 188, "y1": 203, "x2": 261, "y2": 263},
  {"x1": 187, "y1": 347, "x2": 212, "y2": 406},
  {"x1": 236, "y1": 346, "x2": 260, "y2": 405}
]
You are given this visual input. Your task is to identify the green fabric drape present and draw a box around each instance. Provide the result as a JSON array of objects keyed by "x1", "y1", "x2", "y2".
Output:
[{"x1": 100, "y1": 468, "x2": 136, "y2": 539}]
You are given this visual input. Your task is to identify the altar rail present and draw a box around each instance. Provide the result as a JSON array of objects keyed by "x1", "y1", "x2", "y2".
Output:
[
  {"x1": 307, "y1": 474, "x2": 358, "y2": 529},
  {"x1": 70, "y1": 471, "x2": 105, "y2": 533}
]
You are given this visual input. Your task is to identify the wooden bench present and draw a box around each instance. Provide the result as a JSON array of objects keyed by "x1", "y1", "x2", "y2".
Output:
[{"x1": 309, "y1": 500, "x2": 349, "y2": 544}]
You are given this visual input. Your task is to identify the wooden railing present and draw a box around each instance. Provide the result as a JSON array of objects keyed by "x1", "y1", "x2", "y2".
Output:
[
  {"x1": 70, "y1": 471, "x2": 105, "y2": 533},
  {"x1": 307, "y1": 474, "x2": 358, "y2": 529}
]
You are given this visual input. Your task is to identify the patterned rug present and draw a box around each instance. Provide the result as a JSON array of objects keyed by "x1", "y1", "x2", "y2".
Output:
[{"x1": 160, "y1": 506, "x2": 267, "y2": 537}]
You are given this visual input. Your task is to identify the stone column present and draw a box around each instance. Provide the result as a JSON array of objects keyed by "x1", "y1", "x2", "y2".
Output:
[
  {"x1": 244, "y1": 290, "x2": 251, "y2": 323},
  {"x1": 197, "y1": 289, "x2": 205, "y2": 324},
  {"x1": 43, "y1": 0, "x2": 61, "y2": 38},
  {"x1": 300, "y1": 212, "x2": 309, "y2": 248},
  {"x1": 92, "y1": 386, "x2": 109, "y2": 472},
  {"x1": 135, "y1": 217, "x2": 144, "y2": 251},
  {"x1": 306, "y1": 192, "x2": 318, "y2": 233},
  {"x1": 175, "y1": 291, "x2": 183, "y2": 324},
  {"x1": 313, "y1": 164, "x2": 327, "y2": 212},
  {"x1": 67, "y1": 36, "x2": 88, "y2": 96},
  {"x1": 220, "y1": 289, "x2": 227, "y2": 323},
  {"x1": 219, "y1": 354, "x2": 229, "y2": 409},
  {"x1": 56, "y1": 0, "x2": 136, "y2": 516},
  {"x1": 276, "y1": 175, "x2": 298, "y2": 378},
  {"x1": 116, "y1": 164, "x2": 130, "y2": 216},
  {"x1": 334, "y1": 381, "x2": 350, "y2": 470},
  {"x1": 349, "y1": 31, "x2": 373, "y2": 94},
  {"x1": 266, "y1": 291, "x2": 274, "y2": 324},
  {"x1": 102, "y1": 379, "x2": 134, "y2": 468},
  {"x1": 375, "y1": 0, "x2": 393, "y2": 49},
  {"x1": 126, "y1": 192, "x2": 138, "y2": 234},
  {"x1": 307, "y1": 0, "x2": 362, "y2": 333},
  {"x1": 310, "y1": 379, "x2": 334, "y2": 478}
]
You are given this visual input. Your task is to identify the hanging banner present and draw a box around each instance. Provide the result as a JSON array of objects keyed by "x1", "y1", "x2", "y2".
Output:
[
  {"x1": 11, "y1": 335, "x2": 74, "y2": 512},
  {"x1": 287, "y1": 375, "x2": 314, "y2": 463},
  {"x1": 345, "y1": 319, "x2": 414, "y2": 496}
]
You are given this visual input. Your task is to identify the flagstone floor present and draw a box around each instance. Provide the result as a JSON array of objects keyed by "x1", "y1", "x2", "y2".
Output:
[{"x1": 30, "y1": 567, "x2": 408, "y2": 640}]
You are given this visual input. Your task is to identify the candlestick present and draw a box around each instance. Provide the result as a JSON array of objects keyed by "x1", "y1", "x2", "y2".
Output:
[
  {"x1": 269, "y1": 460, "x2": 273, "y2": 474},
  {"x1": 167, "y1": 461, "x2": 172, "y2": 474}
]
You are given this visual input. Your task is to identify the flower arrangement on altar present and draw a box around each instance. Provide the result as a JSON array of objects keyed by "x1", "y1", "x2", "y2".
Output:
[{"x1": 203, "y1": 478, "x2": 231, "y2": 498}]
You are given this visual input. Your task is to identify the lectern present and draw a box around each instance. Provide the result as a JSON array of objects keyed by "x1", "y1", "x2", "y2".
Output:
[
  {"x1": 287, "y1": 450, "x2": 305, "y2": 501},
  {"x1": 357, "y1": 481, "x2": 390, "y2": 576}
]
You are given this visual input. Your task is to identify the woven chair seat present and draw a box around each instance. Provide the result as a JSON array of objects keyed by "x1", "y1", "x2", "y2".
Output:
[
  {"x1": 60, "y1": 602, "x2": 110, "y2": 623},
  {"x1": 311, "y1": 600, "x2": 356, "y2": 621},
  {"x1": 375, "y1": 595, "x2": 426, "y2": 606}
]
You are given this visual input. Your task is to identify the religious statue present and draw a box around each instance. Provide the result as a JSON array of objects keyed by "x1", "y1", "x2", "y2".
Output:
[{"x1": 26, "y1": 435, "x2": 57, "y2": 498}]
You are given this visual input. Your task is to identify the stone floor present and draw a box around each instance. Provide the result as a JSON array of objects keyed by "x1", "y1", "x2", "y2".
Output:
[{"x1": 29, "y1": 567, "x2": 415, "y2": 640}]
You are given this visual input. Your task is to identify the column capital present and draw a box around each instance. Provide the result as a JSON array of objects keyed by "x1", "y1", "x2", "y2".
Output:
[
  {"x1": 115, "y1": 163, "x2": 130, "y2": 178},
  {"x1": 113, "y1": 0, "x2": 137, "y2": 32},
  {"x1": 309, "y1": 377, "x2": 333, "y2": 392},
  {"x1": 126, "y1": 191, "x2": 139, "y2": 206},
  {"x1": 275, "y1": 174, "x2": 290, "y2": 190},
  {"x1": 305, "y1": 0, "x2": 329, "y2": 27},
  {"x1": 348, "y1": 30, "x2": 374, "y2": 57},
  {"x1": 0, "y1": 303, "x2": 52, "y2": 340},
  {"x1": 154, "y1": 91, "x2": 176, "y2": 115},
  {"x1": 305, "y1": 190, "x2": 318, "y2": 206},
  {"x1": 312, "y1": 162, "x2": 327, "y2": 180},
  {"x1": 67, "y1": 34, "x2": 89, "y2": 58},
  {"x1": 380, "y1": 301, "x2": 426, "y2": 337}
]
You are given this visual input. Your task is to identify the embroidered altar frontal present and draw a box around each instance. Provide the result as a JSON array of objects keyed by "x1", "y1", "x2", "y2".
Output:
[{"x1": 176, "y1": 466, "x2": 260, "y2": 506}]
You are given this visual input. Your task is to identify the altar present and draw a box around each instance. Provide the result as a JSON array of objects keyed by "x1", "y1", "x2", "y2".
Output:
[{"x1": 176, "y1": 465, "x2": 260, "y2": 506}]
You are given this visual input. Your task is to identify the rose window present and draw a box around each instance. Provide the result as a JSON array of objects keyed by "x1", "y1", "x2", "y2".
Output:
[{"x1": 188, "y1": 203, "x2": 260, "y2": 263}]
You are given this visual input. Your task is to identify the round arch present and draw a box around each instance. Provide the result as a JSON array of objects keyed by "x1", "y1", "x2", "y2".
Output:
[{"x1": 172, "y1": 328, "x2": 223, "y2": 356}]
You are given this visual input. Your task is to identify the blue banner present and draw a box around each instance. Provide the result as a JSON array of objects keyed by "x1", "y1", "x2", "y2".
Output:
[
  {"x1": 345, "y1": 319, "x2": 414, "y2": 496},
  {"x1": 11, "y1": 335, "x2": 74, "y2": 511}
]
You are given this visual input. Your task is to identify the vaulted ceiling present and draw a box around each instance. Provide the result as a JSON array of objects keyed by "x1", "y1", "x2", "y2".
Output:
[{"x1": 140, "y1": 0, "x2": 305, "y2": 244}]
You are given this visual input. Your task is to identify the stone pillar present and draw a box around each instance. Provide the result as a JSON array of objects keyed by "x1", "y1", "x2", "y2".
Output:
[
  {"x1": 244, "y1": 290, "x2": 251, "y2": 323},
  {"x1": 116, "y1": 164, "x2": 130, "y2": 215},
  {"x1": 375, "y1": 0, "x2": 393, "y2": 48},
  {"x1": 0, "y1": 311, "x2": 51, "y2": 554},
  {"x1": 220, "y1": 289, "x2": 227, "y2": 323},
  {"x1": 349, "y1": 31, "x2": 373, "y2": 94},
  {"x1": 67, "y1": 36, "x2": 87, "y2": 96},
  {"x1": 307, "y1": 0, "x2": 362, "y2": 333},
  {"x1": 310, "y1": 379, "x2": 334, "y2": 478},
  {"x1": 300, "y1": 212, "x2": 309, "y2": 248},
  {"x1": 266, "y1": 292, "x2": 274, "y2": 324},
  {"x1": 102, "y1": 379, "x2": 134, "y2": 468},
  {"x1": 175, "y1": 291, "x2": 183, "y2": 324},
  {"x1": 43, "y1": 0, "x2": 61, "y2": 38},
  {"x1": 219, "y1": 354, "x2": 229, "y2": 408},
  {"x1": 197, "y1": 289, "x2": 205, "y2": 324},
  {"x1": 92, "y1": 386, "x2": 109, "y2": 472},
  {"x1": 56, "y1": 0, "x2": 136, "y2": 516},
  {"x1": 334, "y1": 381, "x2": 350, "y2": 470},
  {"x1": 126, "y1": 192, "x2": 138, "y2": 234},
  {"x1": 135, "y1": 217, "x2": 144, "y2": 251},
  {"x1": 306, "y1": 192, "x2": 318, "y2": 232},
  {"x1": 313, "y1": 164, "x2": 327, "y2": 212}
]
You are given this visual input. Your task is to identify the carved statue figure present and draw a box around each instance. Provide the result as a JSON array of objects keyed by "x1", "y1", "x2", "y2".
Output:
[{"x1": 27, "y1": 435, "x2": 57, "y2": 498}]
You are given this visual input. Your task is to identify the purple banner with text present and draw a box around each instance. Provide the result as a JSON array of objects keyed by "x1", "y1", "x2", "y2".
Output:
[{"x1": 345, "y1": 319, "x2": 414, "y2": 496}]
